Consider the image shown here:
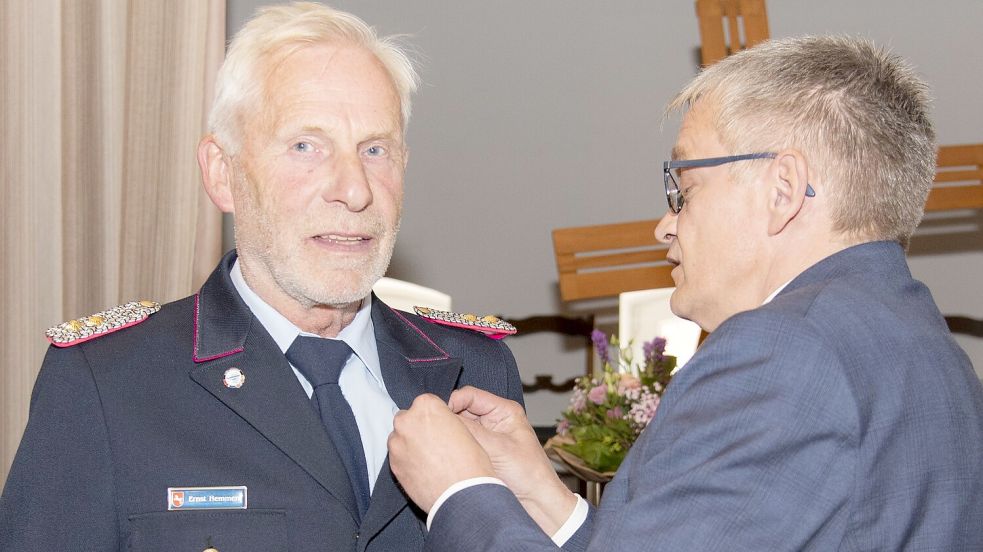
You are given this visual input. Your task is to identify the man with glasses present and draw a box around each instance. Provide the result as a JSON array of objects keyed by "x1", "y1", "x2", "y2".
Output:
[
  {"x1": 388, "y1": 36, "x2": 983, "y2": 550},
  {"x1": 664, "y1": 153, "x2": 815, "y2": 214}
]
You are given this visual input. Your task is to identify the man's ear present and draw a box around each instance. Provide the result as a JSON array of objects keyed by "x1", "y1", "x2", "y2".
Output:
[
  {"x1": 766, "y1": 149, "x2": 810, "y2": 235},
  {"x1": 198, "y1": 135, "x2": 236, "y2": 213}
]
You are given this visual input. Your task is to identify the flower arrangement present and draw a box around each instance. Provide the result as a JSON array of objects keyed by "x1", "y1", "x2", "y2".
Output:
[{"x1": 553, "y1": 330, "x2": 676, "y2": 474}]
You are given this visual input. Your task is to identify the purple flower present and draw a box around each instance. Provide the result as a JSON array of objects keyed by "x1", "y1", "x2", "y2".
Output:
[
  {"x1": 570, "y1": 388, "x2": 586, "y2": 413},
  {"x1": 588, "y1": 384, "x2": 607, "y2": 405},
  {"x1": 591, "y1": 329, "x2": 611, "y2": 366},
  {"x1": 606, "y1": 406, "x2": 624, "y2": 419},
  {"x1": 629, "y1": 390, "x2": 661, "y2": 427},
  {"x1": 643, "y1": 336, "x2": 667, "y2": 364},
  {"x1": 556, "y1": 419, "x2": 570, "y2": 435}
]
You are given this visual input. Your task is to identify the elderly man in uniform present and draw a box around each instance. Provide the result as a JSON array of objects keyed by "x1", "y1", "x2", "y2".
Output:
[
  {"x1": 0, "y1": 3, "x2": 522, "y2": 551},
  {"x1": 388, "y1": 36, "x2": 983, "y2": 550}
]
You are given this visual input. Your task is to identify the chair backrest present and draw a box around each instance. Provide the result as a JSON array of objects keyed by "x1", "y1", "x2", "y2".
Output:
[
  {"x1": 552, "y1": 219, "x2": 670, "y2": 302},
  {"x1": 509, "y1": 314, "x2": 595, "y2": 392},
  {"x1": 507, "y1": 314, "x2": 596, "y2": 446},
  {"x1": 694, "y1": 0, "x2": 770, "y2": 67},
  {"x1": 619, "y1": 288, "x2": 703, "y2": 369},
  {"x1": 946, "y1": 316, "x2": 983, "y2": 339},
  {"x1": 371, "y1": 277, "x2": 452, "y2": 312},
  {"x1": 925, "y1": 145, "x2": 983, "y2": 344},
  {"x1": 552, "y1": 144, "x2": 983, "y2": 303},
  {"x1": 925, "y1": 144, "x2": 983, "y2": 212}
]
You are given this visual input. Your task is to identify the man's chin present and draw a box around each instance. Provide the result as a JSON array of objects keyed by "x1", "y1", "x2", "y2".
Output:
[
  {"x1": 283, "y1": 247, "x2": 393, "y2": 304},
  {"x1": 310, "y1": 281, "x2": 376, "y2": 307},
  {"x1": 670, "y1": 264, "x2": 683, "y2": 285},
  {"x1": 327, "y1": 272, "x2": 383, "y2": 303},
  {"x1": 668, "y1": 287, "x2": 691, "y2": 320}
]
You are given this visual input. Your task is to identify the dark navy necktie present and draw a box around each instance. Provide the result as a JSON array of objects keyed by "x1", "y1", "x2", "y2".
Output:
[{"x1": 286, "y1": 336, "x2": 370, "y2": 518}]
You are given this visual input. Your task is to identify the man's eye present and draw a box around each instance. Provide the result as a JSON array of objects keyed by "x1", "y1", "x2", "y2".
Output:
[
  {"x1": 292, "y1": 142, "x2": 315, "y2": 153},
  {"x1": 365, "y1": 145, "x2": 387, "y2": 157}
]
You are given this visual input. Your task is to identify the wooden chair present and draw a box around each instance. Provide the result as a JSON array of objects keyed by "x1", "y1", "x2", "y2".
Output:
[
  {"x1": 552, "y1": 219, "x2": 669, "y2": 302},
  {"x1": 506, "y1": 314, "x2": 595, "y2": 447},
  {"x1": 509, "y1": 314, "x2": 595, "y2": 393},
  {"x1": 925, "y1": 144, "x2": 983, "y2": 212},
  {"x1": 946, "y1": 316, "x2": 983, "y2": 339},
  {"x1": 694, "y1": 0, "x2": 770, "y2": 67},
  {"x1": 553, "y1": 144, "x2": 983, "y2": 303},
  {"x1": 552, "y1": 221, "x2": 710, "y2": 345},
  {"x1": 925, "y1": 143, "x2": 983, "y2": 340}
]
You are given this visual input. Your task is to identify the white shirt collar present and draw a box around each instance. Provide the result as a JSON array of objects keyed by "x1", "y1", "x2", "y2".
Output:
[
  {"x1": 763, "y1": 278, "x2": 795, "y2": 305},
  {"x1": 229, "y1": 259, "x2": 383, "y2": 385}
]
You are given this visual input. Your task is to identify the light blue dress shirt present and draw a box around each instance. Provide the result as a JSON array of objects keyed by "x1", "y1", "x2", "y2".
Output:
[{"x1": 230, "y1": 260, "x2": 399, "y2": 493}]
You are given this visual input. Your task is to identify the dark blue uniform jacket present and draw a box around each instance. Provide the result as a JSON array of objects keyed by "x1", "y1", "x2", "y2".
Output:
[{"x1": 0, "y1": 251, "x2": 524, "y2": 551}]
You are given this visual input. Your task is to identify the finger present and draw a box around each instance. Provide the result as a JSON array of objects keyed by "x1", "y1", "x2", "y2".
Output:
[
  {"x1": 448, "y1": 385, "x2": 514, "y2": 416},
  {"x1": 391, "y1": 408, "x2": 408, "y2": 429},
  {"x1": 411, "y1": 392, "x2": 447, "y2": 411},
  {"x1": 447, "y1": 386, "x2": 482, "y2": 413}
]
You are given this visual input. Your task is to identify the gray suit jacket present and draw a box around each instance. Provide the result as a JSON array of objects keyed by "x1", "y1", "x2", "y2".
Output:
[
  {"x1": 428, "y1": 241, "x2": 983, "y2": 551},
  {"x1": 0, "y1": 250, "x2": 524, "y2": 552}
]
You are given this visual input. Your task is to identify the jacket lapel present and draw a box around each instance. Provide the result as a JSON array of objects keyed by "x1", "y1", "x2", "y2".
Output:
[
  {"x1": 359, "y1": 300, "x2": 463, "y2": 545},
  {"x1": 188, "y1": 252, "x2": 359, "y2": 523}
]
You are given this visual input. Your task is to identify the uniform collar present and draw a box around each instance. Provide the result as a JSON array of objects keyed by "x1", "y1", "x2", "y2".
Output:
[
  {"x1": 229, "y1": 259, "x2": 382, "y2": 386},
  {"x1": 193, "y1": 250, "x2": 452, "y2": 367}
]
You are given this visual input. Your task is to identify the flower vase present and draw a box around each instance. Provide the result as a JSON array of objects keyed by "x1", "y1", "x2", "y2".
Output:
[{"x1": 544, "y1": 435, "x2": 615, "y2": 505}]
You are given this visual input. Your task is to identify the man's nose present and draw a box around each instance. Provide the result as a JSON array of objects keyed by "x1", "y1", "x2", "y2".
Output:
[
  {"x1": 322, "y1": 151, "x2": 372, "y2": 211},
  {"x1": 654, "y1": 211, "x2": 677, "y2": 244}
]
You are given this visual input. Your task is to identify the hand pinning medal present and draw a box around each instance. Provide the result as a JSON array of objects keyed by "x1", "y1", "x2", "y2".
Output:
[{"x1": 413, "y1": 307, "x2": 517, "y2": 339}]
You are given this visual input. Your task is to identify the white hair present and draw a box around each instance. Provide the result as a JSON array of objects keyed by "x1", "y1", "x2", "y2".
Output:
[{"x1": 208, "y1": 2, "x2": 420, "y2": 153}]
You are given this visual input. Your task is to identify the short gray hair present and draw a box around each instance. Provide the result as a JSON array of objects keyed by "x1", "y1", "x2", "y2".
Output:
[
  {"x1": 668, "y1": 36, "x2": 936, "y2": 247},
  {"x1": 209, "y1": 2, "x2": 420, "y2": 153}
]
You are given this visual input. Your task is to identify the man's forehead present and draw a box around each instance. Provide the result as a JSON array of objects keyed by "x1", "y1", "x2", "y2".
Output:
[
  {"x1": 670, "y1": 105, "x2": 720, "y2": 161},
  {"x1": 670, "y1": 127, "x2": 697, "y2": 162},
  {"x1": 250, "y1": 43, "x2": 402, "y2": 133}
]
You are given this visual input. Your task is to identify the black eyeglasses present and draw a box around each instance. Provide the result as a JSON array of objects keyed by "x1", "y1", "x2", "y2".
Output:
[{"x1": 663, "y1": 152, "x2": 816, "y2": 214}]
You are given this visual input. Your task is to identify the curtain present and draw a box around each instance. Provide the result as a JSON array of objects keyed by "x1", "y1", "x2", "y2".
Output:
[{"x1": 1, "y1": 0, "x2": 225, "y2": 484}]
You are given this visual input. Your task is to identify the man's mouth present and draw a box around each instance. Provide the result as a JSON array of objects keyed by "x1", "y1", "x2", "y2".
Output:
[
  {"x1": 311, "y1": 233, "x2": 372, "y2": 247},
  {"x1": 319, "y1": 234, "x2": 366, "y2": 242}
]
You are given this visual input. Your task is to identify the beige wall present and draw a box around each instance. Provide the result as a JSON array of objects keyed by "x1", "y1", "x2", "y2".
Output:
[{"x1": 228, "y1": 1, "x2": 983, "y2": 424}]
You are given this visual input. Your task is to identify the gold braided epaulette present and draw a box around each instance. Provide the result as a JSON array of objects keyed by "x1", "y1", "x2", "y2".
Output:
[
  {"x1": 413, "y1": 306, "x2": 517, "y2": 340},
  {"x1": 45, "y1": 300, "x2": 161, "y2": 347}
]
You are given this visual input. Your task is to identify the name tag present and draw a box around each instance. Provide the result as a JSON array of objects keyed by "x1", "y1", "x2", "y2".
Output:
[{"x1": 168, "y1": 486, "x2": 247, "y2": 510}]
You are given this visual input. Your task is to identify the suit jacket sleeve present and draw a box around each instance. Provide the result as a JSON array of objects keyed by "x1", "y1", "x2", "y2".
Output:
[
  {"x1": 587, "y1": 308, "x2": 858, "y2": 550},
  {"x1": 425, "y1": 483, "x2": 595, "y2": 552},
  {"x1": 0, "y1": 345, "x2": 119, "y2": 549},
  {"x1": 426, "y1": 308, "x2": 858, "y2": 551}
]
